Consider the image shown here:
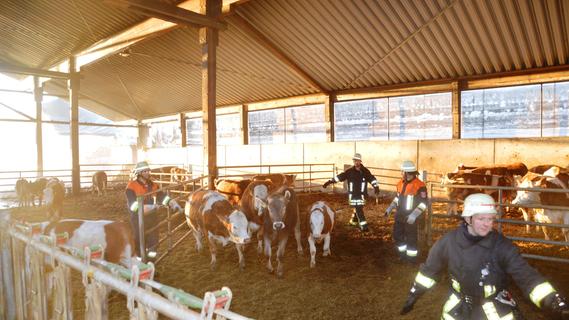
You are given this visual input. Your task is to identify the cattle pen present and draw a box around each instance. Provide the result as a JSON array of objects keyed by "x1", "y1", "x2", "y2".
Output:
[{"x1": 3, "y1": 0, "x2": 569, "y2": 318}]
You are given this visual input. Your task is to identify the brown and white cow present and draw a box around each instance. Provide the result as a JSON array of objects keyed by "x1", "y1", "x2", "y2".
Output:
[
  {"x1": 528, "y1": 164, "x2": 568, "y2": 175},
  {"x1": 239, "y1": 179, "x2": 275, "y2": 253},
  {"x1": 252, "y1": 173, "x2": 296, "y2": 189},
  {"x1": 512, "y1": 170, "x2": 569, "y2": 241},
  {"x1": 28, "y1": 177, "x2": 48, "y2": 206},
  {"x1": 450, "y1": 162, "x2": 528, "y2": 179},
  {"x1": 39, "y1": 219, "x2": 137, "y2": 267},
  {"x1": 442, "y1": 172, "x2": 514, "y2": 215},
  {"x1": 307, "y1": 201, "x2": 335, "y2": 268},
  {"x1": 92, "y1": 171, "x2": 107, "y2": 196},
  {"x1": 215, "y1": 178, "x2": 252, "y2": 206},
  {"x1": 43, "y1": 178, "x2": 65, "y2": 221},
  {"x1": 15, "y1": 178, "x2": 31, "y2": 207},
  {"x1": 263, "y1": 186, "x2": 302, "y2": 278},
  {"x1": 185, "y1": 190, "x2": 250, "y2": 270}
]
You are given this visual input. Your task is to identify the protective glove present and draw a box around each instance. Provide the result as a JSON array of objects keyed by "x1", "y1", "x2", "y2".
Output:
[
  {"x1": 323, "y1": 180, "x2": 333, "y2": 189},
  {"x1": 406, "y1": 208, "x2": 423, "y2": 224},
  {"x1": 543, "y1": 293, "x2": 569, "y2": 320},
  {"x1": 373, "y1": 186, "x2": 380, "y2": 195},
  {"x1": 385, "y1": 202, "x2": 397, "y2": 218},
  {"x1": 400, "y1": 284, "x2": 424, "y2": 315}
]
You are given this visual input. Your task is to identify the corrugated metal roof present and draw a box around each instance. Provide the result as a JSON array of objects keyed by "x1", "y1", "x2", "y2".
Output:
[{"x1": 2, "y1": 0, "x2": 569, "y2": 121}]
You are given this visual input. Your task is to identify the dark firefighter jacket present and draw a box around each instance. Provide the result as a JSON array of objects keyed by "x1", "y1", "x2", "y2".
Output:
[
  {"x1": 414, "y1": 224, "x2": 556, "y2": 319},
  {"x1": 333, "y1": 165, "x2": 378, "y2": 206}
]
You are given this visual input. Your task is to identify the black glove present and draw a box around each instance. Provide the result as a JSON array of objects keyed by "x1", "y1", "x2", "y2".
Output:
[
  {"x1": 373, "y1": 186, "x2": 380, "y2": 195},
  {"x1": 323, "y1": 180, "x2": 333, "y2": 188},
  {"x1": 543, "y1": 293, "x2": 569, "y2": 320},
  {"x1": 400, "y1": 284, "x2": 425, "y2": 315}
]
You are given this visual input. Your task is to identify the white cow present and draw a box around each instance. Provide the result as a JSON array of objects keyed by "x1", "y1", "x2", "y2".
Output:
[{"x1": 307, "y1": 201, "x2": 335, "y2": 268}]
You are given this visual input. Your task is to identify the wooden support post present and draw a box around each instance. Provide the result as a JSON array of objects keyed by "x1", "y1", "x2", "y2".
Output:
[
  {"x1": 180, "y1": 113, "x2": 187, "y2": 148},
  {"x1": 241, "y1": 104, "x2": 248, "y2": 145},
  {"x1": 452, "y1": 80, "x2": 464, "y2": 139},
  {"x1": 324, "y1": 94, "x2": 335, "y2": 142},
  {"x1": 200, "y1": 0, "x2": 221, "y2": 190},
  {"x1": 68, "y1": 57, "x2": 81, "y2": 196},
  {"x1": 33, "y1": 77, "x2": 44, "y2": 177}
]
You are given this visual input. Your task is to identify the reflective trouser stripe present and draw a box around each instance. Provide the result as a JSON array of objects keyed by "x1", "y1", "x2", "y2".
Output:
[
  {"x1": 482, "y1": 302, "x2": 514, "y2": 320},
  {"x1": 406, "y1": 250, "x2": 418, "y2": 257},
  {"x1": 442, "y1": 293, "x2": 460, "y2": 315},
  {"x1": 451, "y1": 279, "x2": 461, "y2": 293},
  {"x1": 529, "y1": 282, "x2": 556, "y2": 307},
  {"x1": 406, "y1": 195, "x2": 414, "y2": 211},
  {"x1": 397, "y1": 245, "x2": 407, "y2": 252},
  {"x1": 415, "y1": 272, "x2": 436, "y2": 289},
  {"x1": 359, "y1": 221, "x2": 367, "y2": 226},
  {"x1": 484, "y1": 285, "x2": 496, "y2": 298}
]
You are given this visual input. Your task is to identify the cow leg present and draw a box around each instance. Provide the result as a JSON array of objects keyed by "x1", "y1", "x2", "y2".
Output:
[
  {"x1": 236, "y1": 243, "x2": 245, "y2": 271},
  {"x1": 207, "y1": 235, "x2": 217, "y2": 271},
  {"x1": 264, "y1": 237, "x2": 273, "y2": 273},
  {"x1": 323, "y1": 234, "x2": 331, "y2": 257},
  {"x1": 308, "y1": 236, "x2": 316, "y2": 268},
  {"x1": 294, "y1": 219, "x2": 303, "y2": 254},
  {"x1": 191, "y1": 229, "x2": 203, "y2": 252},
  {"x1": 520, "y1": 208, "x2": 531, "y2": 233},
  {"x1": 276, "y1": 236, "x2": 288, "y2": 278}
]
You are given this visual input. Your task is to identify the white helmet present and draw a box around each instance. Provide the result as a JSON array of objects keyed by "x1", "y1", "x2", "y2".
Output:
[
  {"x1": 400, "y1": 160, "x2": 417, "y2": 173},
  {"x1": 352, "y1": 153, "x2": 362, "y2": 161},
  {"x1": 462, "y1": 193, "x2": 497, "y2": 217}
]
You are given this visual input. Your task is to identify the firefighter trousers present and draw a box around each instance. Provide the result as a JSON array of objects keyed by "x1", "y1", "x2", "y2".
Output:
[{"x1": 393, "y1": 216, "x2": 418, "y2": 261}]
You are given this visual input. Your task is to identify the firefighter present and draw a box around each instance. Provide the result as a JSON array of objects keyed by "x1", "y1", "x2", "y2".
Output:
[
  {"x1": 323, "y1": 153, "x2": 379, "y2": 232},
  {"x1": 400, "y1": 193, "x2": 569, "y2": 319},
  {"x1": 384, "y1": 160, "x2": 427, "y2": 264},
  {"x1": 125, "y1": 161, "x2": 181, "y2": 260}
]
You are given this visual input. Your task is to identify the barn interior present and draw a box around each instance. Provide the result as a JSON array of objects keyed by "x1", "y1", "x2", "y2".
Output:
[{"x1": 1, "y1": 0, "x2": 569, "y2": 319}]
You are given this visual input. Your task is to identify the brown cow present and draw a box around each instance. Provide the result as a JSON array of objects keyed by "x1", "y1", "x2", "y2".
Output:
[
  {"x1": 215, "y1": 178, "x2": 252, "y2": 206},
  {"x1": 442, "y1": 172, "x2": 514, "y2": 215},
  {"x1": 15, "y1": 178, "x2": 31, "y2": 207},
  {"x1": 252, "y1": 173, "x2": 296, "y2": 189},
  {"x1": 28, "y1": 178, "x2": 48, "y2": 206},
  {"x1": 263, "y1": 186, "x2": 302, "y2": 278},
  {"x1": 449, "y1": 162, "x2": 528, "y2": 179},
  {"x1": 92, "y1": 171, "x2": 107, "y2": 196}
]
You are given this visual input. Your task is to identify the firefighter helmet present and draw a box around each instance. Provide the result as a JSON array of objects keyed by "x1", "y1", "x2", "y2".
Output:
[
  {"x1": 133, "y1": 161, "x2": 151, "y2": 174},
  {"x1": 352, "y1": 153, "x2": 362, "y2": 161},
  {"x1": 462, "y1": 193, "x2": 497, "y2": 217},
  {"x1": 400, "y1": 160, "x2": 417, "y2": 173}
]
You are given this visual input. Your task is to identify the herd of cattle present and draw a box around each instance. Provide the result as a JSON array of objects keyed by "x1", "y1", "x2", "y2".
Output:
[
  {"x1": 442, "y1": 162, "x2": 569, "y2": 242},
  {"x1": 11, "y1": 163, "x2": 569, "y2": 279}
]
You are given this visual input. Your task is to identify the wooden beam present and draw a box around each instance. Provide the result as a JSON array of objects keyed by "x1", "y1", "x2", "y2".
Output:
[
  {"x1": 0, "y1": 63, "x2": 70, "y2": 79},
  {"x1": 247, "y1": 93, "x2": 328, "y2": 111},
  {"x1": 180, "y1": 112, "x2": 187, "y2": 147},
  {"x1": 231, "y1": 13, "x2": 327, "y2": 93},
  {"x1": 68, "y1": 57, "x2": 81, "y2": 196},
  {"x1": 106, "y1": 0, "x2": 227, "y2": 30},
  {"x1": 324, "y1": 94, "x2": 335, "y2": 142},
  {"x1": 34, "y1": 77, "x2": 44, "y2": 177},
  {"x1": 0, "y1": 102, "x2": 35, "y2": 121},
  {"x1": 201, "y1": 0, "x2": 222, "y2": 190},
  {"x1": 241, "y1": 104, "x2": 248, "y2": 145},
  {"x1": 451, "y1": 80, "x2": 464, "y2": 139}
]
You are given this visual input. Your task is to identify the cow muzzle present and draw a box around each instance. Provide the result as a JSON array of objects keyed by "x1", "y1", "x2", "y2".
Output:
[{"x1": 273, "y1": 221, "x2": 285, "y2": 230}]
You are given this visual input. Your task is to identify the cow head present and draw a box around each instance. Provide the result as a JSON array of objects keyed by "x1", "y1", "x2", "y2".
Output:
[
  {"x1": 309, "y1": 208, "x2": 325, "y2": 242},
  {"x1": 223, "y1": 210, "x2": 250, "y2": 244},
  {"x1": 267, "y1": 188, "x2": 292, "y2": 231},
  {"x1": 512, "y1": 175, "x2": 543, "y2": 206},
  {"x1": 253, "y1": 184, "x2": 270, "y2": 216}
]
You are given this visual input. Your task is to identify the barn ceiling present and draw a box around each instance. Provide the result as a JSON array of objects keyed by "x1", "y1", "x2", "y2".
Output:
[{"x1": 1, "y1": 0, "x2": 569, "y2": 121}]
